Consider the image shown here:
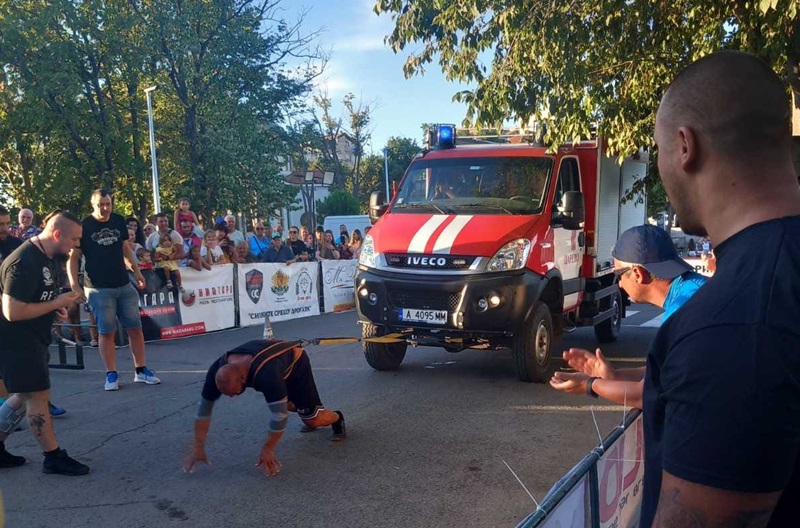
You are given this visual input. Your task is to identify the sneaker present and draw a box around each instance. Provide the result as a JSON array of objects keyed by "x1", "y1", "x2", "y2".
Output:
[
  {"x1": 89, "y1": 340, "x2": 98, "y2": 347},
  {"x1": 0, "y1": 444, "x2": 25, "y2": 468},
  {"x1": 104, "y1": 371, "x2": 120, "y2": 391},
  {"x1": 330, "y1": 411, "x2": 346, "y2": 442},
  {"x1": 134, "y1": 368, "x2": 161, "y2": 385},
  {"x1": 49, "y1": 402, "x2": 67, "y2": 417},
  {"x1": 42, "y1": 449, "x2": 89, "y2": 476}
]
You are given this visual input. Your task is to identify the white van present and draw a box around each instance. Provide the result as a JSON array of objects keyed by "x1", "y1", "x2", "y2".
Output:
[{"x1": 322, "y1": 215, "x2": 372, "y2": 244}]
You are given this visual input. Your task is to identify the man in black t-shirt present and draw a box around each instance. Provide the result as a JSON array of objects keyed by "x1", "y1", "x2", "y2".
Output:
[
  {"x1": 286, "y1": 226, "x2": 310, "y2": 261},
  {"x1": 68, "y1": 189, "x2": 160, "y2": 392},
  {"x1": 183, "y1": 340, "x2": 346, "y2": 477},
  {"x1": 0, "y1": 211, "x2": 89, "y2": 476},
  {"x1": 643, "y1": 51, "x2": 800, "y2": 526}
]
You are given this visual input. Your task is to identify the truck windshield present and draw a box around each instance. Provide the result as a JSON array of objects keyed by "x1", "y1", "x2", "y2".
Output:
[{"x1": 392, "y1": 156, "x2": 554, "y2": 215}]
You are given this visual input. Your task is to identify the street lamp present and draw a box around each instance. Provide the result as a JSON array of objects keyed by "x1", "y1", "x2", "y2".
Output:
[
  {"x1": 144, "y1": 86, "x2": 161, "y2": 214},
  {"x1": 382, "y1": 147, "x2": 390, "y2": 198}
]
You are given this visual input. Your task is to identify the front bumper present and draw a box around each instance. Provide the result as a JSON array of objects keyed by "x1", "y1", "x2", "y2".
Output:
[{"x1": 355, "y1": 267, "x2": 545, "y2": 337}]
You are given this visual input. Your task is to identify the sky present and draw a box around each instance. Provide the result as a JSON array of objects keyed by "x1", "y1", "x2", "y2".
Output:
[{"x1": 281, "y1": 0, "x2": 474, "y2": 154}]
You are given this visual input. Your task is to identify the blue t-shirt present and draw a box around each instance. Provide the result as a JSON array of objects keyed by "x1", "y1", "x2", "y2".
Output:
[
  {"x1": 662, "y1": 271, "x2": 707, "y2": 321},
  {"x1": 641, "y1": 217, "x2": 800, "y2": 527}
]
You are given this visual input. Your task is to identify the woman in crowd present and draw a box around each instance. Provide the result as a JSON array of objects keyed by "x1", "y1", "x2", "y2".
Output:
[
  {"x1": 126, "y1": 217, "x2": 147, "y2": 247},
  {"x1": 316, "y1": 229, "x2": 340, "y2": 260},
  {"x1": 349, "y1": 229, "x2": 364, "y2": 261}
]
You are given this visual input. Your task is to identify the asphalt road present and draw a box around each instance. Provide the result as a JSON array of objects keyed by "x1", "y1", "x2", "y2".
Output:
[{"x1": 1, "y1": 303, "x2": 661, "y2": 528}]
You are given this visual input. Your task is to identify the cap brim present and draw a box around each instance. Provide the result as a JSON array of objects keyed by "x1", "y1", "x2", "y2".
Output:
[{"x1": 642, "y1": 258, "x2": 693, "y2": 280}]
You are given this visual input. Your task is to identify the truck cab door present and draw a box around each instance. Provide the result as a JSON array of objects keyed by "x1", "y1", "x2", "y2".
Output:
[{"x1": 551, "y1": 157, "x2": 584, "y2": 310}]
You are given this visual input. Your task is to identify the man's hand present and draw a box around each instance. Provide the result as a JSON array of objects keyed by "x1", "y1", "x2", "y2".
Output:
[
  {"x1": 256, "y1": 444, "x2": 281, "y2": 477},
  {"x1": 134, "y1": 271, "x2": 146, "y2": 290},
  {"x1": 71, "y1": 285, "x2": 85, "y2": 303},
  {"x1": 54, "y1": 307, "x2": 69, "y2": 322},
  {"x1": 183, "y1": 444, "x2": 210, "y2": 474},
  {"x1": 562, "y1": 348, "x2": 615, "y2": 380},
  {"x1": 56, "y1": 290, "x2": 82, "y2": 309},
  {"x1": 549, "y1": 371, "x2": 590, "y2": 395}
]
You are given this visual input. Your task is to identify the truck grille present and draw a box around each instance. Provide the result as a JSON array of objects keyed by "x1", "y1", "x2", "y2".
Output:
[
  {"x1": 386, "y1": 254, "x2": 475, "y2": 270},
  {"x1": 388, "y1": 290, "x2": 461, "y2": 312}
]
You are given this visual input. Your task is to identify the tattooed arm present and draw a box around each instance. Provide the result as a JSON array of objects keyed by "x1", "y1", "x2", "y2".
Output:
[{"x1": 653, "y1": 471, "x2": 780, "y2": 528}]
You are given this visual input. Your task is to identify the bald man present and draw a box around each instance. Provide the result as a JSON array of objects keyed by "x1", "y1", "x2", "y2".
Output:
[
  {"x1": 0, "y1": 211, "x2": 89, "y2": 475},
  {"x1": 9, "y1": 208, "x2": 41, "y2": 240},
  {"x1": 643, "y1": 51, "x2": 800, "y2": 526},
  {"x1": 184, "y1": 340, "x2": 345, "y2": 476}
]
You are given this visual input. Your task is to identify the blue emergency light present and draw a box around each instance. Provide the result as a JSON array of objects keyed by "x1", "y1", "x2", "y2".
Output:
[{"x1": 425, "y1": 124, "x2": 457, "y2": 150}]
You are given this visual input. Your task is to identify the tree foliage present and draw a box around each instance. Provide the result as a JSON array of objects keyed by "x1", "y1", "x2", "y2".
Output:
[
  {"x1": 315, "y1": 189, "x2": 360, "y2": 222},
  {"x1": 0, "y1": 0, "x2": 323, "y2": 223},
  {"x1": 375, "y1": 0, "x2": 800, "y2": 162}
]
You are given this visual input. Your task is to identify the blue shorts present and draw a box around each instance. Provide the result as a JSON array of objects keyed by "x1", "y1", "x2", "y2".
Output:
[{"x1": 86, "y1": 283, "x2": 142, "y2": 335}]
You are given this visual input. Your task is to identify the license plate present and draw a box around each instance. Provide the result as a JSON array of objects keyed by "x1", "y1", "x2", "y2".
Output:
[{"x1": 399, "y1": 308, "x2": 448, "y2": 324}]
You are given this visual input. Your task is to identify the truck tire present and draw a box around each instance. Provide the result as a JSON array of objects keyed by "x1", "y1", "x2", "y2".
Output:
[
  {"x1": 594, "y1": 291, "x2": 622, "y2": 343},
  {"x1": 363, "y1": 323, "x2": 407, "y2": 371},
  {"x1": 512, "y1": 303, "x2": 554, "y2": 383}
]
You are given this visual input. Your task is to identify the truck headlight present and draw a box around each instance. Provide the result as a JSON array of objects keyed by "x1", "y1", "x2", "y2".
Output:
[
  {"x1": 486, "y1": 239, "x2": 531, "y2": 272},
  {"x1": 359, "y1": 234, "x2": 380, "y2": 268}
]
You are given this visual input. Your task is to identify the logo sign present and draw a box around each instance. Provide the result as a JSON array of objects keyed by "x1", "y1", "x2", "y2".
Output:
[
  {"x1": 296, "y1": 269, "x2": 313, "y2": 301},
  {"x1": 245, "y1": 269, "x2": 264, "y2": 304},
  {"x1": 270, "y1": 269, "x2": 290, "y2": 297}
]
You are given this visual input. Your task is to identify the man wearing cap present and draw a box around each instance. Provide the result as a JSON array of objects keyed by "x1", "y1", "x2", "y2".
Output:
[
  {"x1": 550, "y1": 224, "x2": 706, "y2": 409},
  {"x1": 263, "y1": 232, "x2": 295, "y2": 264}
]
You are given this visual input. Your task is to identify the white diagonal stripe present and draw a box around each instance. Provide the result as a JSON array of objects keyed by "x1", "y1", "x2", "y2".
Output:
[
  {"x1": 432, "y1": 215, "x2": 473, "y2": 254},
  {"x1": 641, "y1": 314, "x2": 663, "y2": 327},
  {"x1": 407, "y1": 215, "x2": 448, "y2": 253}
]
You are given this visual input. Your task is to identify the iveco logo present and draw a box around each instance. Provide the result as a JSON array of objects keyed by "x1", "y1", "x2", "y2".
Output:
[{"x1": 409, "y1": 256, "x2": 447, "y2": 267}]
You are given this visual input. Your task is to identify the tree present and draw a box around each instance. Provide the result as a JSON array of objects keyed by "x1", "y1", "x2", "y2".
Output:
[
  {"x1": 343, "y1": 93, "x2": 375, "y2": 199},
  {"x1": 375, "y1": 0, "x2": 800, "y2": 162},
  {"x1": 384, "y1": 136, "x2": 420, "y2": 190},
  {"x1": 349, "y1": 154, "x2": 384, "y2": 212},
  {"x1": 315, "y1": 189, "x2": 360, "y2": 223}
]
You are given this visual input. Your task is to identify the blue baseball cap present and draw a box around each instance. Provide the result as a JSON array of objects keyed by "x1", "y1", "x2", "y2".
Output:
[{"x1": 612, "y1": 225, "x2": 692, "y2": 280}]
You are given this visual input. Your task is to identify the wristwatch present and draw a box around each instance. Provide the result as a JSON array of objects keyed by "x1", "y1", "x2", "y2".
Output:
[{"x1": 586, "y1": 377, "x2": 600, "y2": 398}]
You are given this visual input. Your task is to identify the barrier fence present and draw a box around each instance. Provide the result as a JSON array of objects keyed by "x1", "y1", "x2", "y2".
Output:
[{"x1": 516, "y1": 409, "x2": 644, "y2": 528}]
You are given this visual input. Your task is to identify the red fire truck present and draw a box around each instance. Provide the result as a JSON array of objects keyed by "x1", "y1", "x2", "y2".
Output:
[{"x1": 356, "y1": 125, "x2": 648, "y2": 382}]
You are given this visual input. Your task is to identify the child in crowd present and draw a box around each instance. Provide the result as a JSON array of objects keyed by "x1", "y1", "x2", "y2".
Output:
[
  {"x1": 187, "y1": 244, "x2": 211, "y2": 271},
  {"x1": 155, "y1": 233, "x2": 184, "y2": 291},
  {"x1": 201, "y1": 229, "x2": 224, "y2": 265},
  {"x1": 136, "y1": 248, "x2": 154, "y2": 270},
  {"x1": 173, "y1": 197, "x2": 201, "y2": 233}
]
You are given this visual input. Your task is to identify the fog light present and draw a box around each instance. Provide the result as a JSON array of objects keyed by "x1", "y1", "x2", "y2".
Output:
[
  {"x1": 358, "y1": 287, "x2": 369, "y2": 298},
  {"x1": 368, "y1": 293, "x2": 378, "y2": 305},
  {"x1": 477, "y1": 298, "x2": 488, "y2": 311},
  {"x1": 488, "y1": 294, "x2": 501, "y2": 308}
]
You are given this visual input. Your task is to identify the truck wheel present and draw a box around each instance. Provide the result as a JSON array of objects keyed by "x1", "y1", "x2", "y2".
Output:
[
  {"x1": 363, "y1": 323, "x2": 407, "y2": 370},
  {"x1": 512, "y1": 303, "x2": 554, "y2": 383},
  {"x1": 594, "y1": 291, "x2": 622, "y2": 343}
]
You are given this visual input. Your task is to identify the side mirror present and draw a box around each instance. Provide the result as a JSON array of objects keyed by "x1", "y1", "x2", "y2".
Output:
[
  {"x1": 369, "y1": 191, "x2": 388, "y2": 223},
  {"x1": 556, "y1": 191, "x2": 585, "y2": 230}
]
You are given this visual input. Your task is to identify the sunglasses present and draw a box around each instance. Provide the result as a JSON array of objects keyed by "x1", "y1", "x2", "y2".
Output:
[
  {"x1": 289, "y1": 230, "x2": 298, "y2": 234},
  {"x1": 613, "y1": 266, "x2": 633, "y2": 277},
  {"x1": 255, "y1": 228, "x2": 263, "y2": 231}
]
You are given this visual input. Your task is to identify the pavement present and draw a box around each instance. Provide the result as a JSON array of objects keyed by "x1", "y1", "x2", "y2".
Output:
[{"x1": 1, "y1": 304, "x2": 660, "y2": 528}]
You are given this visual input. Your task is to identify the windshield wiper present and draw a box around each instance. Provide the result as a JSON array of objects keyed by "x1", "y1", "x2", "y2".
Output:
[
  {"x1": 454, "y1": 203, "x2": 515, "y2": 215},
  {"x1": 393, "y1": 202, "x2": 451, "y2": 215}
]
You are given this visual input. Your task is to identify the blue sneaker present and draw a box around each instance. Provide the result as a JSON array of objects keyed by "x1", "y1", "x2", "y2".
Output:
[
  {"x1": 48, "y1": 402, "x2": 67, "y2": 417},
  {"x1": 133, "y1": 367, "x2": 161, "y2": 385},
  {"x1": 104, "y1": 371, "x2": 120, "y2": 391}
]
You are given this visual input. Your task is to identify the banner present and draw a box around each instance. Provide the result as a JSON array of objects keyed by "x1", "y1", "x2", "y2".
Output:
[
  {"x1": 597, "y1": 415, "x2": 645, "y2": 528},
  {"x1": 167, "y1": 265, "x2": 236, "y2": 339},
  {"x1": 683, "y1": 257, "x2": 714, "y2": 277},
  {"x1": 135, "y1": 268, "x2": 182, "y2": 341},
  {"x1": 237, "y1": 262, "x2": 320, "y2": 325},
  {"x1": 321, "y1": 259, "x2": 357, "y2": 313},
  {"x1": 540, "y1": 475, "x2": 588, "y2": 528}
]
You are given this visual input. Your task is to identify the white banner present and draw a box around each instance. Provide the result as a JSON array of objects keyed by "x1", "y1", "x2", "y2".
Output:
[
  {"x1": 598, "y1": 414, "x2": 645, "y2": 528},
  {"x1": 539, "y1": 475, "x2": 588, "y2": 528},
  {"x1": 683, "y1": 257, "x2": 714, "y2": 277},
  {"x1": 238, "y1": 262, "x2": 320, "y2": 325},
  {"x1": 170, "y1": 264, "x2": 236, "y2": 338},
  {"x1": 321, "y1": 259, "x2": 357, "y2": 313}
]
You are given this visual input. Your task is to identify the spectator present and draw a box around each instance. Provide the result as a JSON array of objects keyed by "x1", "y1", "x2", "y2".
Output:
[
  {"x1": 143, "y1": 223, "x2": 156, "y2": 240},
  {"x1": 274, "y1": 224, "x2": 284, "y2": 239},
  {"x1": 225, "y1": 215, "x2": 245, "y2": 245},
  {"x1": 248, "y1": 222, "x2": 271, "y2": 261},
  {"x1": 302, "y1": 231, "x2": 316, "y2": 261},
  {"x1": 313, "y1": 226, "x2": 324, "y2": 255},
  {"x1": 201, "y1": 229, "x2": 224, "y2": 266},
  {"x1": 350, "y1": 229, "x2": 364, "y2": 260},
  {"x1": 9, "y1": 208, "x2": 41, "y2": 240},
  {"x1": 0, "y1": 206, "x2": 22, "y2": 268},
  {"x1": 173, "y1": 197, "x2": 201, "y2": 236},
  {"x1": 186, "y1": 245, "x2": 211, "y2": 271},
  {"x1": 125, "y1": 226, "x2": 144, "y2": 265},
  {"x1": 300, "y1": 225, "x2": 310, "y2": 242},
  {"x1": 639, "y1": 51, "x2": 800, "y2": 525},
  {"x1": 364, "y1": 225, "x2": 372, "y2": 237},
  {"x1": 236, "y1": 241, "x2": 258, "y2": 264},
  {"x1": 154, "y1": 233, "x2": 184, "y2": 292},
  {"x1": 136, "y1": 248, "x2": 154, "y2": 270},
  {"x1": 264, "y1": 232, "x2": 295, "y2": 264},
  {"x1": 125, "y1": 217, "x2": 147, "y2": 247},
  {"x1": 214, "y1": 222, "x2": 240, "y2": 264},
  {"x1": 146, "y1": 213, "x2": 183, "y2": 253},
  {"x1": 178, "y1": 219, "x2": 202, "y2": 268},
  {"x1": 68, "y1": 189, "x2": 159, "y2": 391},
  {"x1": 316, "y1": 230, "x2": 340, "y2": 260},
  {"x1": 286, "y1": 226, "x2": 310, "y2": 261}
]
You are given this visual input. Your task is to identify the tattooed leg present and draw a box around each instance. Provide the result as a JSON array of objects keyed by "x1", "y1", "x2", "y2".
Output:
[{"x1": 26, "y1": 391, "x2": 58, "y2": 452}]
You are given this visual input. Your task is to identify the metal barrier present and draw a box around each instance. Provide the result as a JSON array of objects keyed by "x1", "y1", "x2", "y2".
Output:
[
  {"x1": 50, "y1": 324, "x2": 87, "y2": 370},
  {"x1": 517, "y1": 409, "x2": 643, "y2": 528}
]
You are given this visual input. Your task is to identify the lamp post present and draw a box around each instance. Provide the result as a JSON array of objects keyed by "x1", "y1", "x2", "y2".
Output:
[
  {"x1": 383, "y1": 147, "x2": 390, "y2": 198},
  {"x1": 144, "y1": 86, "x2": 161, "y2": 213}
]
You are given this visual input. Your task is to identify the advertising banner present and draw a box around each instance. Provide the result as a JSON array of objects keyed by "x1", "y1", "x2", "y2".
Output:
[
  {"x1": 135, "y1": 268, "x2": 182, "y2": 341},
  {"x1": 683, "y1": 257, "x2": 714, "y2": 277},
  {"x1": 597, "y1": 415, "x2": 645, "y2": 528},
  {"x1": 167, "y1": 265, "x2": 236, "y2": 339},
  {"x1": 539, "y1": 475, "x2": 588, "y2": 528},
  {"x1": 237, "y1": 262, "x2": 319, "y2": 325},
  {"x1": 321, "y1": 259, "x2": 357, "y2": 313}
]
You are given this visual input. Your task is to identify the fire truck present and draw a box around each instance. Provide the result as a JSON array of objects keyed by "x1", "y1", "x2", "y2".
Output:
[{"x1": 356, "y1": 125, "x2": 648, "y2": 382}]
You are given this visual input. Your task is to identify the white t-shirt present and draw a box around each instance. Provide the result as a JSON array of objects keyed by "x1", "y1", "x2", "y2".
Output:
[
  {"x1": 146, "y1": 229, "x2": 183, "y2": 251},
  {"x1": 229, "y1": 229, "x2": 245, "y2": 245},
  {"x1": 201, "y1": 245, "x2": 224, "y2": 263}
]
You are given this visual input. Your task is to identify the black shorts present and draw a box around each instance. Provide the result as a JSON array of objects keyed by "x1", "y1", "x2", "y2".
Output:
[
  {"x1": 0, "y1": 344, "x2": 50, "y2": 393},
  {"x1": 286, "y1": 352, "x2": 323, "y2": 419}
]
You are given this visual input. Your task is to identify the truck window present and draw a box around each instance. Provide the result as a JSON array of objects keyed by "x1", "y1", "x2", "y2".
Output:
[
  {"x1": 392, "y1": 157, "x2": 554, "y2": 215},
  {"x1": 552, "y1": 157, "x2": 581, "y2": 211}
]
